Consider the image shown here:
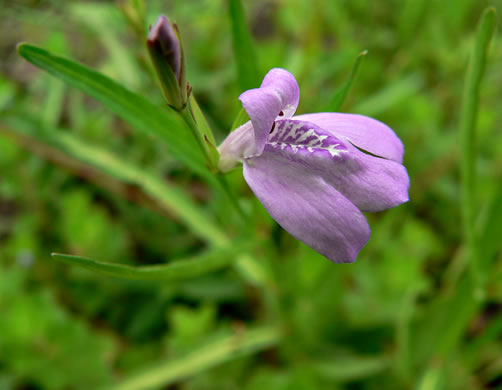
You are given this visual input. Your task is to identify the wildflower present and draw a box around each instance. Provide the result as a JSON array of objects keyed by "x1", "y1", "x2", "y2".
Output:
[{"x1": 218, "y1": 68, "x2": 409, "y2": 263}]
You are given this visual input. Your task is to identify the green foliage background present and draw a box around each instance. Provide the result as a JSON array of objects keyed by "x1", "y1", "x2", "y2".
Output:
[{"x1": 1, "y1": 0, "x2": 502, "y2": 389}]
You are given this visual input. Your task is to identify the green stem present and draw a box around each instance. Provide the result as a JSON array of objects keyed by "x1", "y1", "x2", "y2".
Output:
[{"x1": 179, "y1": 106, "x2": 248, "y2": 222}]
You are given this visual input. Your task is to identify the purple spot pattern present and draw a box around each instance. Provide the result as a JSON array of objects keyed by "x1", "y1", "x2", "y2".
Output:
[{"x1": 265, "y1": 119, "x2": 348, "y2": 163}]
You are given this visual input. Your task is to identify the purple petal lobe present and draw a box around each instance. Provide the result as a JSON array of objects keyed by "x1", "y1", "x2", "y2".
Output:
[
  {"x1": 295, "y1": 113, "x2": 404, "y2": 163},
  {"x1": 239, "y1": 68, "x2": 299, "y2": 155},
  {"x1": 321, "y1": 142, "x2": 410, "y2": 212},
  {"x1": 267, "y1": 119, "x2": 409, "y2": 212},
  {"x1": 260, "y1": 68, "x2": 300, "y2": 118},
  {"x1": 243, "y1": 151, "x2": 370, "y2": 263}
]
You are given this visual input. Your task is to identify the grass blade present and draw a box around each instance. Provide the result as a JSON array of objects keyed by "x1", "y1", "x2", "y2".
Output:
[
  {"x1": 326, "y1": 50, "x2": 367, "y2": 112},
  {"x1": 228, "y1": 0, "x2": 261, "y2": 91},
  {"x1": 17, "y1": 43, "x2": 209, "y2": 178},
  {"x1": 459, "y1": 7, "x2": 497, "y2": 289},
  {"x1": 51, "y1": 242, "x2": 250, "y2": 280},
  {"x1": 230, "y1": 107, "x2": 250, "y2": 131},
  {"x1": 105, "y1": 326, "x2": 281, "y2": 390}
]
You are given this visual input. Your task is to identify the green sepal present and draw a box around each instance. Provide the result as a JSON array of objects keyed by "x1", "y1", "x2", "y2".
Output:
[{"x1": 189, "y1": 94, "x2": 219, "y2": 169}]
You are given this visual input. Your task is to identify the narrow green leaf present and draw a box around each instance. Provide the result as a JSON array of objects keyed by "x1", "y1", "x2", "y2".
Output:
[
  {"x1": 230, "y1": 107, "x2": 250, "y2": 131},
  {"x1": 17, "y1": 44, "x2": 210, "y2": 178},
  {"x1": 51, "y1": 242, "x2": 250, "y2": 280},
  {"x1": 326, "y1": 50, "x2": 367, "y2": 112},
  {"x1": 459, "y1": 7, "x2": 497, "y2": 288},
  {"x1": 1, "y1": 114, "x2": 228, "y2": 246},
  {"x1": 105, "y1": 326, "x2": 281, "y2": 390},
  {"x1": 228, "y1": 0, "x2": 261, "y2": 91}
]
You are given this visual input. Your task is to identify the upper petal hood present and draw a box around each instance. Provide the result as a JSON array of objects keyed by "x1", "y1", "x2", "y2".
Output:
[
  {"x1": 295, "y1": 113, "x2": 404, "y2": 163},
  {"x1": 239, "y1": 68, "x2": 299, "y2": 155}
]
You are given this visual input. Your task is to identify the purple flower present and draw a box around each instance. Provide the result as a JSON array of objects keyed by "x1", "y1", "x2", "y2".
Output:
[{"x1": 218, "y1": 68, "x2": 409, "y2": 263}]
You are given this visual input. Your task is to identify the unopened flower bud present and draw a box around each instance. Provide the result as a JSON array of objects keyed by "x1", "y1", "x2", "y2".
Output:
[{"x1": 147, "y1": 15, "x2": 187, "y2": 109}]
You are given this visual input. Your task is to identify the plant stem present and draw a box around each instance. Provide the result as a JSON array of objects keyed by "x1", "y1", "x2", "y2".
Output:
[{"x1": 179, "y1": 106, "x2": 248, "y2": 221}]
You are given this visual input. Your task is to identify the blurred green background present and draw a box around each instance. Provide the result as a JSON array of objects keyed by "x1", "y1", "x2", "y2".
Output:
[{"x1": 1, "y1": 0, "x2": 502, "y2": 389}]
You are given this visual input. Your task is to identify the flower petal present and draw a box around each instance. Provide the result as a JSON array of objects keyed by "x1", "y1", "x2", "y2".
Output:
[
  {"x1": 243, "y1": 150, "x2": 370, "y2": 263},
  {"x1": 321, "y1": 141, "x2": 410, "y2": 212},
  {"x1": 266, "y1": 119, "x2": 409, "y2": 212},
  {"x1": 294, "y1": 113, "x2": 404, "y2": 163},
  {"x1": 217, "y1": 121, "x2": 256, "y2": 171},
  {"x1": 260, "y1": 68, "x2": 300, "y2": 118},
  {"x1": 239, "y1": 68, "x2": 299, "y2": 155}
]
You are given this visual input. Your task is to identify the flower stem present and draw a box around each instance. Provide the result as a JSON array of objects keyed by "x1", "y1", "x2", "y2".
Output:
[{"x1": 178, "y1": 106, "x2": 247, "y2": 222}]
